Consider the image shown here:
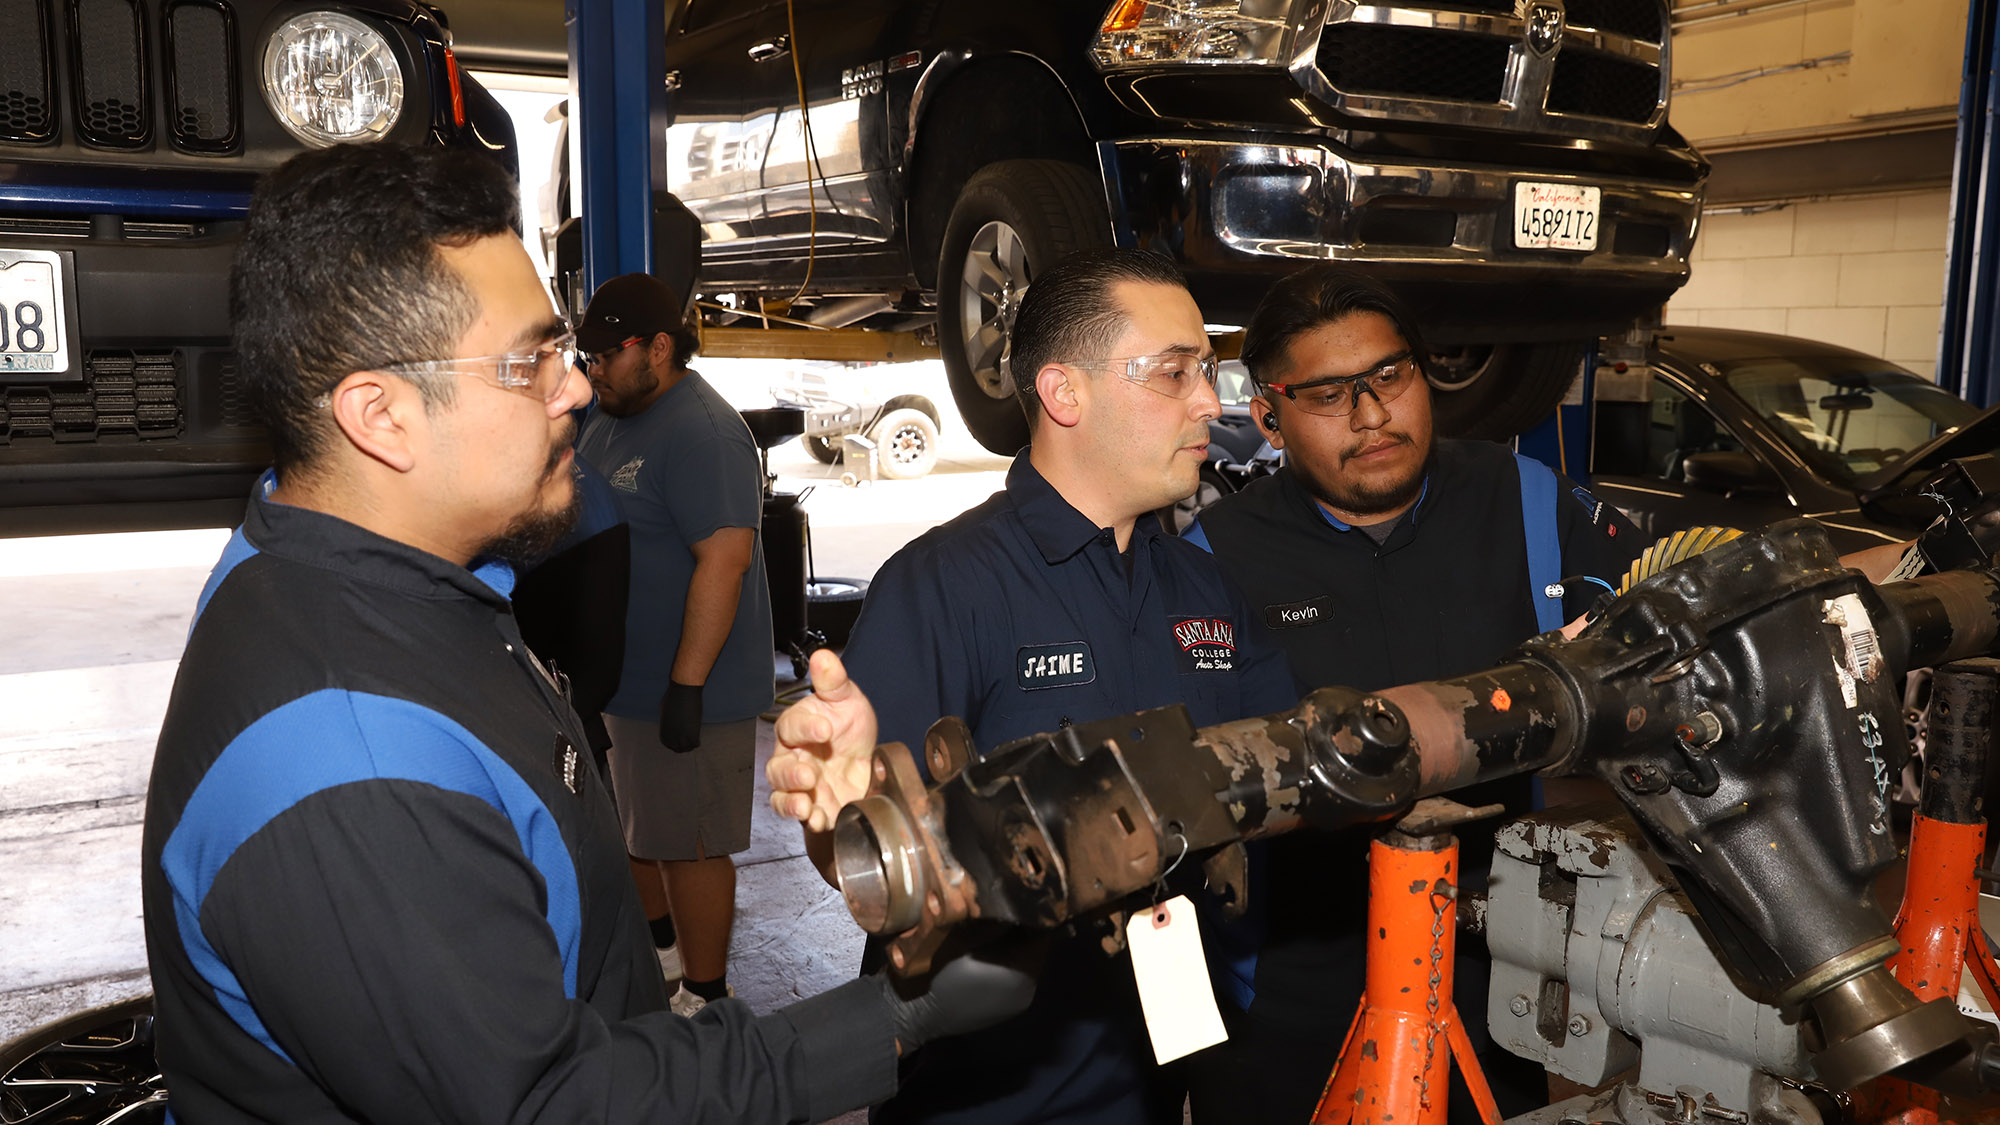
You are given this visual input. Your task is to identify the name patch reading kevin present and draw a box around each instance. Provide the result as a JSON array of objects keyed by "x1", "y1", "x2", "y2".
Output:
[
  {"x1": 1171, "y1": 616, "x2": 1236, "y2": 673},
  {"x1": 1017, "y1": 641, "x2": 1096, "y2": 690},
  {"x1": 1264, "y1": 596, "x2": 1332, "y2": 630}
]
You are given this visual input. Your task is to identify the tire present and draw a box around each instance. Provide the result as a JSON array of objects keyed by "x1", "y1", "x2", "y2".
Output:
[
  {"x1": 0, "y1": 996, "x2": 166, "y2": 1124},
  {"x1": 870, "y1": 408, "x2": 940, "y2": 481},
  {"x1": 1159, "y1": 464, "x2": 1235, "y2": 536},
  {"x1": 806, "y1": 576, "x2": 869, "y2": 649},
  {"x1": 803, "y1": 434, "x2": 842, "y2": 465},
  {"x1": 1427, "y1": 341, "x2": 1587, "y2": 441},
  {"x1": 937, "y1": 160, "x2": 1112, "y2": 455}
]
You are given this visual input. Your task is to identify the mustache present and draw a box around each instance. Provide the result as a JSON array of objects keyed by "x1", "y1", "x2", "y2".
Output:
[
  {"x1": 1340, "y1": 431, "x2": 1410, "y2": 465},
  {"x1": 545, "y1": 417, "x2": 577, "y2": 476}
]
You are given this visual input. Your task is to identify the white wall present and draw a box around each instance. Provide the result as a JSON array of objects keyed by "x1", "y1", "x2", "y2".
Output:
[
  {"x1": 1670, "y1": 0, "x2": 1965, "y2": 151},
  {"x1": 1666, "y1": 188, "x2": 1950, "y2": 375}
]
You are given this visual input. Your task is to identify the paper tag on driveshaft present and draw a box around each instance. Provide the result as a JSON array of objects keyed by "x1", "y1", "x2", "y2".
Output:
[{"x1": 1126, "y1": 895, "x2": 1228, "y2": 1064}]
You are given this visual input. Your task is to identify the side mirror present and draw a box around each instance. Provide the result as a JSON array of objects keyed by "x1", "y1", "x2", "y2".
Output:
[{"x1": 1683, "y1": 450, "x2": 1780, "y2": 496}]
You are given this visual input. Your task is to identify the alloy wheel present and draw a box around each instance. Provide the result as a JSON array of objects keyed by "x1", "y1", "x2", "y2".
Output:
[{"x1": 957, "y1": 220, "x2": 1029, "y2": 401}]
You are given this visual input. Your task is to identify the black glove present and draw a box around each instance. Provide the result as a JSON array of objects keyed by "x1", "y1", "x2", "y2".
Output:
[
  {"x1": 871, "y1": 934, "x2": 1044, "y2": 1053},
  {"x1": 658, "y1": 680, "x2": 702, "y2": 752}
]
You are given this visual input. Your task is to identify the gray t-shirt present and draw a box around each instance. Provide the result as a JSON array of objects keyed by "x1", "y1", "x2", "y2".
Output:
[{"x1": 579, "y1": 372, "x2": 773, "y2": 723}]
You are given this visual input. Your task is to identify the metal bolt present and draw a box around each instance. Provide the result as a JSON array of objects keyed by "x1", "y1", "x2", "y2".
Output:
[
  {"x1": 1508, "y1": 994, "x2": 1532, "y2": 1017},
  {"x1": 1687, "y1": 709, "x2": 1724, "y2": 745},
  {"x1": 1567, "y1": 1014, "x2": 1591, "y2": 1036}
]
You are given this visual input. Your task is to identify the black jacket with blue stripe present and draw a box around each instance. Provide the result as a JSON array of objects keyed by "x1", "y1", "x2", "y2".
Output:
[{"x1": 140, "y1": 481, "x2": 897, "y2": 1123}]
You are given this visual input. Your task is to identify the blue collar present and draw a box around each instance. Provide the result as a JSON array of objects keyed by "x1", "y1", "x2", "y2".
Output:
[{"x1": 1008, "y1": 454, "x2": 1158, "y2": 565}]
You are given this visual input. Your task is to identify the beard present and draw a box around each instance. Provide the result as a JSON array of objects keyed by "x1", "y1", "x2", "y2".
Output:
[
  {"x1": 482, "y1": 485, "x2": 582, "y2": 565},
  {"x1": 598, "y1": 355, "x2": 661, "y2": 418},
  {"x1": 479, "y1": 420, "x2": 582, "y2": 565},
  {"x1": 1296, "y1": 434, "x2": 1433, "y2": 519}
]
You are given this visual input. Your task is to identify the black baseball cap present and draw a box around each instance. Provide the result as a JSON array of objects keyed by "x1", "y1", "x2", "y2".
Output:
[{"x1": 577, "y1": 273, "x2": 685, "y2": 354}]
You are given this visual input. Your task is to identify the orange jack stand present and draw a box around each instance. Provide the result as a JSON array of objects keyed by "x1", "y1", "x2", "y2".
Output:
[
  {"x1": 1313, "y1": 801, "x2": 1503, "y2": 1125},
  {"x1": 1856, "y1": 660, "x2": 2000, "y2": 1125}
]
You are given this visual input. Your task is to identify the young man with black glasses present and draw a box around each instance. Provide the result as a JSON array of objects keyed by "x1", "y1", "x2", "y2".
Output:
[
  {"x1": 1185, "y1": 263, "x2": 1642, "y2": 1121},
  {"x1": 784, "y1": 247, "x2": 1300, "y2": 1124}
]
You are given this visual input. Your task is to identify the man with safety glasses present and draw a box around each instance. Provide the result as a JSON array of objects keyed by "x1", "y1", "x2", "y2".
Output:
[
  {"x1": 574, "y1": 273, "x2": 773, "y2": 1019},
  {"x1": 1184, "y1": 263, "x2": 1641, "y2": 1121},
  {"x1": 142, "y1": 143, "x2": 1034, "y2": 1122},
  {"x1": 781, "y1": 247, "x2": 1299, "y2": 1124}
]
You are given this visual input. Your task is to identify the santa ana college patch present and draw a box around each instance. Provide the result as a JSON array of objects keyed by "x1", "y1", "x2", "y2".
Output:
[{"x1": 1171, "y1": 616, "x2": 1236, "y2": 673}]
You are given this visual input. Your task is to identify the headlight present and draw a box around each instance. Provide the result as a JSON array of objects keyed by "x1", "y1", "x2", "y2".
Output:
[
  {"x1": 261, "y1": 11, "x2": 405, "y2": 147},
  {"x1": 1089, "y1": 0, "x2": 1296, "y2": 69}
]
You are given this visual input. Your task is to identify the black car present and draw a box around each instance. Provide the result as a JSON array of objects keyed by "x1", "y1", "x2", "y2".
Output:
[{"x1": 1589, "y1": 326, "x2": 1989, "y2": 555}]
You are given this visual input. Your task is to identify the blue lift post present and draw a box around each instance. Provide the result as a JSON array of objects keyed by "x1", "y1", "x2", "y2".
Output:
[
  {"x1": 1939, "y1": 0, "x2": 2000, "y2": 406},
  {"x1": 1516, "y1": 351, "x2": 1597, "y2": 483},
  {"x1": 566, "y1": 0, "x2": 668, "y2": 295}
]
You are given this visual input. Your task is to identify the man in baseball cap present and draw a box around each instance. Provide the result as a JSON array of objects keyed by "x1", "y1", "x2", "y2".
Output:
[{"x1": 576, "y1": 273, "x2": 772, "y2": 1016}]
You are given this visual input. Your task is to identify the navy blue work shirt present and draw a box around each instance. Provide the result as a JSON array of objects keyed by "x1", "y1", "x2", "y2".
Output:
[{"x1": 843, "y1": 455, "x2": 1298, "y2": 1125}]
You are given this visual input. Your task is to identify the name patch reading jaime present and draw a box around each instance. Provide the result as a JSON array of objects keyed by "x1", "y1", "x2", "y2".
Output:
[
  {"x1": 1172, "y1": 616, "x2": 1236, "y2": 673},
  {"x1": 1017, "y1": 641, "x2": 1096, "y2": 690},
  {"x1": 1264, "y1": 596, "x2": 1332, "y2": 630}
]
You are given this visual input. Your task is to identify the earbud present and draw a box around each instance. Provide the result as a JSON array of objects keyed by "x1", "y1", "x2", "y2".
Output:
[{"x1": 1263, "y1": 411, "x2": 1279, "y2": 432}]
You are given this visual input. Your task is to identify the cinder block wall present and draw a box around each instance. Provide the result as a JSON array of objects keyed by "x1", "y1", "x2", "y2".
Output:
[{"x1": 1665, "y1": 188, "x2": 1950, "y2": 377}]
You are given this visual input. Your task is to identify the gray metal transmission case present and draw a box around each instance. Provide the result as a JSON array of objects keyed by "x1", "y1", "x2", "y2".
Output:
[{"x1": 1486, "y1": 807, "x2": 1812, "y2": 1117}]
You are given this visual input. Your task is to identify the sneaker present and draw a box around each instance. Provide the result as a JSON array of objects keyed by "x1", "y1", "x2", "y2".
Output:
[
  {"x1": 670, "y1": 983, "x2": 734, "y2": 1018},
  {"x1": 656, "y1": 943, "x2": 683, "y2": 985}
]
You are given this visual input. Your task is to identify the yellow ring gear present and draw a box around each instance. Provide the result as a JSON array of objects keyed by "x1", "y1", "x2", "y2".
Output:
[{"x1": 1617, "y1": 526, "x2": 1746, "y2": 594}]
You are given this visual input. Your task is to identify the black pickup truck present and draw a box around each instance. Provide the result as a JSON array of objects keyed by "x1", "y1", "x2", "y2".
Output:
[
  {"x1": 0, "y1": 0, "x2": 516, "y2": 535},
  {"x1": 661, "y1": 0, "x2": 1707, "y2": 452}
]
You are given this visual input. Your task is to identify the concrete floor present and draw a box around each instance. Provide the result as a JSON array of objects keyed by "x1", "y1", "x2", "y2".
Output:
[{"x1": 0, "y1": 428, "x2": 1010, "y2": 1122}]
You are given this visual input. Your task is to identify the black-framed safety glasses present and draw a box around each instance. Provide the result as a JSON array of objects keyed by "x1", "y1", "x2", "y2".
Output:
[{"x1": 1263, "y1": 352, "x2": 1419, "y2": 417}]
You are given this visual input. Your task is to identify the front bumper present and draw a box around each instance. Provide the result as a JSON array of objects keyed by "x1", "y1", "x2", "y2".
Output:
[
  {"x1": 0, "y1": 222, "x2": 266, "y2": 534},
  {"x1": 1101, "y1": 136, "x2": 1703, "y2": 344}
]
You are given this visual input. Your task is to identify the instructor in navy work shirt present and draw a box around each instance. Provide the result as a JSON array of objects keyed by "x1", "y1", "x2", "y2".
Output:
[{"x1": 801, "y1": 248, "x2": 1300, "y2": 1125}]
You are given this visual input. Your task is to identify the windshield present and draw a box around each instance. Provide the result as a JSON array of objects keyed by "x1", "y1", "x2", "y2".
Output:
[
  {"x1": 1216, "y1": 361, "x2": 1256, "y2": 407},
  {"x1": 1718, "y1": 356, "x2": 1979, "y2": 485}
]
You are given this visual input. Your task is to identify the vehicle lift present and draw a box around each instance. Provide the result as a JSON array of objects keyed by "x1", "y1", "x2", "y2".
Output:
[
  {"x1": 1942, "y1": 0, "x2": 2000, "y2": 409},
  {"x1": 566, "y1": 0, "x2": 873, "y2": 669}
]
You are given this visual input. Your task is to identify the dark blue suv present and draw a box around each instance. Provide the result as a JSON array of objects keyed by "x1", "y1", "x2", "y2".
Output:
[{"x1": 0, "y1": 0, "x2": 516, "y2": 535}]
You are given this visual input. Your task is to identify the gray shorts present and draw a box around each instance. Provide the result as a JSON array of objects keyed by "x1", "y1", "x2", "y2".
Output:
[{"x1": 603, "y1": 714, "x2": 756, "y2": 861}]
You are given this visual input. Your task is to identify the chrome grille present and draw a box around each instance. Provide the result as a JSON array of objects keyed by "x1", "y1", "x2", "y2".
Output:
[
  {"x1": 1304, "y1": 0, "x2": 1668, "y2": 143},
  {"x1": 0, "y1": 0, "x2": 54, "y2": 143},
  {"x1": 0, "y1": 0, "x2": 241, "y2": 153}
]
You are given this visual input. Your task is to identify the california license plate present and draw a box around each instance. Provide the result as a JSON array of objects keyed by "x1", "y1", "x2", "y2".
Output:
[
  {"x1": 1513, "y1": 182, "x2": 1601, "y2": 252},
  {"x1": 0, "y1": 250, "x2": 72, "y2": 375}
]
